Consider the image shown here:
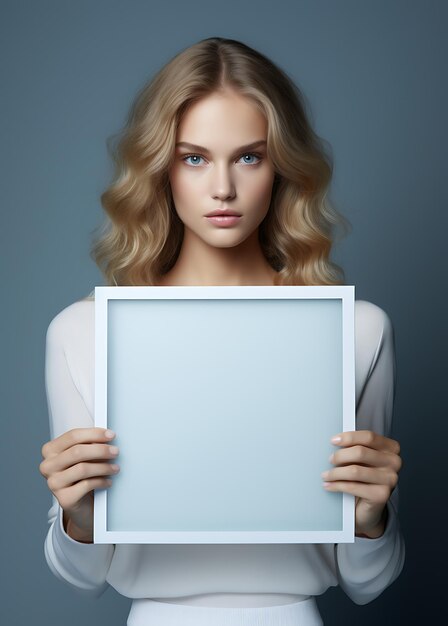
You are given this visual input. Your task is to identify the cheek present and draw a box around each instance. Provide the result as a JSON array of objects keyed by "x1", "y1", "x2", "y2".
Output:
[
  {"x1": 246, "y1": 174, "x2": 275, "y2": 208},
  {"x1": 169, "y1": 170, "x2": 195, "y2": 211}
]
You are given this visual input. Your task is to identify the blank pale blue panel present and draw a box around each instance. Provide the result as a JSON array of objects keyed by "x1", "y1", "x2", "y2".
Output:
[{"x1": 106, "y1": 298, "x2": 342, "y2": 531}]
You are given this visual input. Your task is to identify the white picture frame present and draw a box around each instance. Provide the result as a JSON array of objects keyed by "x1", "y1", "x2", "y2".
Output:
[{"x1": 94, "y1": 285, "x2": 355, "y2": 544}]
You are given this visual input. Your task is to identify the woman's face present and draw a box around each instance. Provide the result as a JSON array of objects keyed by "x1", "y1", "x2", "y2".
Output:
[{"x1": 169, "y1": 89, "x2": 276, "y2": 249}]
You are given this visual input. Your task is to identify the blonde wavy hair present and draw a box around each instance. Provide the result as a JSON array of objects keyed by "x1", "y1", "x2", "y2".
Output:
[{"x1": 90, "y1": 37, "x2": 348, "y2": 289}]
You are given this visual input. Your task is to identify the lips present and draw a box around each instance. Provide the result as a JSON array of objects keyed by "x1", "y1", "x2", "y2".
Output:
[
  {"x1": 205, "y1": 214, "x2": 242, "y2": 227},
  {"x1": 205, "y1": 210, "x2": 242, "y2": 217}
]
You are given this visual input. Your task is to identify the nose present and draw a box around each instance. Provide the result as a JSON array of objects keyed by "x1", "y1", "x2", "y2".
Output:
[{"x1": 211, "y1": 162, "x2": 236, "y2": 201}]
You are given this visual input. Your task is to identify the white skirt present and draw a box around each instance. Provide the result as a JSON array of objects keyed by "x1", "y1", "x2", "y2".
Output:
[{"x1": 127, "y1": 597, "x2": 323, "y2": 625}]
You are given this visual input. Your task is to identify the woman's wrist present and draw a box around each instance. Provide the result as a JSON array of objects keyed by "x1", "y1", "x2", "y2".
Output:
[
  {"x1": 355, "y1": 506, "x2": 388, "y2": 539},
  {"x1": 63, "y1": 511, "x2": 93, "y2": 543}
]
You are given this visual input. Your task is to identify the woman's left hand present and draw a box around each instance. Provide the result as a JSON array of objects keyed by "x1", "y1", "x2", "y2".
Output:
[{"x1": 321, "y1": 430, "x2": 402, "y2": 538}]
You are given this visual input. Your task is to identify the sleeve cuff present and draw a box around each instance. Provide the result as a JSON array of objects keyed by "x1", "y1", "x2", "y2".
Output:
[
  {"x1": 44, "y1": 505, "x2": 115, "y2": 596},
  {"x1": 335, "y1": 496, "x2": 405, "y2": 604}
]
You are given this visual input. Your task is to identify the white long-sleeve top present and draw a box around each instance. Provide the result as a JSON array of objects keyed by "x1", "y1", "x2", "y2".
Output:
[{"x1": 43, "y1": 297, "x2": 405, "y2": 616}]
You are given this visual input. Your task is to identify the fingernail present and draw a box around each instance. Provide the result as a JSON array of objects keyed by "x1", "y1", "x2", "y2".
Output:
[
  {"x1": 331, "y1": 435, "x2": 342, "y2": 444},
  {"x1": 328, "y1": 453, "x2": 334, "y2": 462},
  {"x1": 321, "y1": 471, "x2": 329, "y2": 478},
  {"x1": 322, "y1": 482, "x2": 331, "y2": 488},
  {"x1": 109, "y1": 446, "x2": 119, "y2": 455},
  {"x1": 105, "y1": 430, "x2": 115, "y2": 439}
]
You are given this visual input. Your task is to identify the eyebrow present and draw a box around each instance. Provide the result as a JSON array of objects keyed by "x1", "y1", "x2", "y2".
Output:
[{"x1": 175, "y1": 140, "x2": 267, "y2": 154}]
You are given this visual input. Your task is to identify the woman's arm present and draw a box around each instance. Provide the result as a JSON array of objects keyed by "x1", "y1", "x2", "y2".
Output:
[
  {"x1": 42, "y1": 306, "x2": 115, "y2": 597},
  {"x1": 332, "y1": 302, "x2": 405, "y2": 605}
]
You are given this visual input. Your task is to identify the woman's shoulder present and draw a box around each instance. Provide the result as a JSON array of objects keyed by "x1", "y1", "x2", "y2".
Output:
[
  {"x1": 354, "y1": 299, "x2": 393, "y2": 344},
  {"x1": 354, "y1": 300, "x2": 394, "y2": 385},
  {"x1": 355, "y1": 298, "x2": 392, "y2": 329},
  {"x1": 46, "y1": 297, "x2": 94, "y2": 348}
]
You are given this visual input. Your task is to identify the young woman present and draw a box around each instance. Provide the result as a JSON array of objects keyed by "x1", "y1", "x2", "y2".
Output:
[{"x1": 39, "y1": 37, "x2": 405, "y2": 625}]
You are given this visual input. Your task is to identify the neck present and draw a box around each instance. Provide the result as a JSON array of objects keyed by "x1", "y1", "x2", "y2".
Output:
[{"x1": 159, "y1": 228, "x2": 277, "y2": 287}]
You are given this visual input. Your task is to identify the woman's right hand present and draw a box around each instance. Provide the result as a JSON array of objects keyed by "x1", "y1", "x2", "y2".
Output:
[{"x1": 39, "y1": 427, "x2": 120, "y2": 542}]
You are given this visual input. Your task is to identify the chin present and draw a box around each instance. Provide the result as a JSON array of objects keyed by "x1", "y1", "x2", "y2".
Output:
[{"x1": 205, "y1": 233, "x2": 254, "y2": 248}]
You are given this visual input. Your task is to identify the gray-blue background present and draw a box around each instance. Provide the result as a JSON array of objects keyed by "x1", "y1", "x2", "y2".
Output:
[{"x1": 1, "y1": 1, "x2": 446, "y2": 624}]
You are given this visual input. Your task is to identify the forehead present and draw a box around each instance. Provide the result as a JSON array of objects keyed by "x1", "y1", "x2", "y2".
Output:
[{"x1": 177, "y1": 91, "x2": 267, "y2": 146}]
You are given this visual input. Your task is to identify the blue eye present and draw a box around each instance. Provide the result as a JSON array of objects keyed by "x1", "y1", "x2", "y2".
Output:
[
  {"x1": 183, "y1": 155, "x2": 204, "y2": 166},
  {"x1": 182, "y1": 152, "x2": 262, "y2": 167},
  {"x1": 239, "y1": 153, "x2": 261, "y2": 165}
]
